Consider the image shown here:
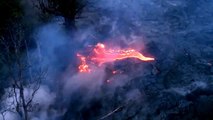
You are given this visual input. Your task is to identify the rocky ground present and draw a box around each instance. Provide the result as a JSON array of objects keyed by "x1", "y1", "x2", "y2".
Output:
[{"x1": 60, "y1": 1, "x2": 213, "y2": 120}]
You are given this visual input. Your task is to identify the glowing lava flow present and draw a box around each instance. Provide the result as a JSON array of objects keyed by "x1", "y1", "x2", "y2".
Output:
[
  {"x1": 92, "y1": 43, "x2": 155, "y2": 65},
  {"x1": 77, "y1": 54, "x2": 91, "y2": 73},
  {"x1": 77, "y1": 43, "x2": 154, "y2": 73}
]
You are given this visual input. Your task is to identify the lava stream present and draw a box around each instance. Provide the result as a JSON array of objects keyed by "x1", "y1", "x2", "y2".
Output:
[{"x1": 77, "y1": 43, "x2": 154, "y2": 73}]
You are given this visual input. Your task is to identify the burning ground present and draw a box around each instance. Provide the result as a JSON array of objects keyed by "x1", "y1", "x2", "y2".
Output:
[
  {"x1": 1, "y1": 0, "x2": 213, "y2": 120},
  {"x1": 77, "y1": 43, "x2": 154, "y2": 73}
]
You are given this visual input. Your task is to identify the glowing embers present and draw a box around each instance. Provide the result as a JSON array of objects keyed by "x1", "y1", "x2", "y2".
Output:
[
  {"x1": 77, "y1": 54, "x2": 91, "y2": 73},
  {"x1": 77, "y1": 43, "x2": 155, "y2": 73}
]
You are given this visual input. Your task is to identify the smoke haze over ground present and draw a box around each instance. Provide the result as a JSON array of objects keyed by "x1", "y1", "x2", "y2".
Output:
[
  {"x1": 31, "y1": 0, "x2": 213, "y2": 119},
  {"x1": 1, "y1": 0, "x2": 213, "y2": 120}
]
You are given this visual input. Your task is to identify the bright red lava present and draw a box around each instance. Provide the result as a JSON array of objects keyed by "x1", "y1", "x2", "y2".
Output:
[
  {"x1": 77, "y1": 54, "x2": 91, "y2": 73},
  {"x1": 77, "y1": 43, "x2": 155, "y2": 73}
]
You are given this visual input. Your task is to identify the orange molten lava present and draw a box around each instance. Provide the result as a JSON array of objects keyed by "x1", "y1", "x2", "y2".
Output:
[
  {"x1": 92, "y1": 43, "x2": 154, "y2": 65},
  {"x1": 77, "y1": 54, "x2": 91, "y2": 73},
  {"x1": 77, "y1": 43, "x2": 154, "y2": 73}
]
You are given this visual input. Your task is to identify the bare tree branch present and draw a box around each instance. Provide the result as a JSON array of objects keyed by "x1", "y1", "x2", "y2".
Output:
[
  {"x1": 0, "y1": 23, "x2": 45, "y2": 120},
  {"x1": 98, "y1": 105, "x2": 124, "y2": 120}
]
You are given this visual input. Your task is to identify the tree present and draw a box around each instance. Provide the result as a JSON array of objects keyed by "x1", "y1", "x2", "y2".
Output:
[
  {"x1": 0, "y1": 0, "x2": 23, "y2": 36},
  {"x1": 0, "y1": 23, "x2": 46, "y2": 120},
  {"x1": 37, "y1": 0, "x2": 88, "y2": 30}
]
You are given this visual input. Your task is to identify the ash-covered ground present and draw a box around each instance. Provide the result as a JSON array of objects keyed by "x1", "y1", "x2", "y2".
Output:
[{"x1": 1, "y1": 0, "x2": 213, "y2": 120}]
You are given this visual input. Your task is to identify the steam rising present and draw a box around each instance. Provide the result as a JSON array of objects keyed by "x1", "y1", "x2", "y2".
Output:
[
  {"x1": 33, "y1": 0, "x2": 213, "y2": 119},
  {"x1": 1, "y1": 0, "x2": 213, "y2": 119}
]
